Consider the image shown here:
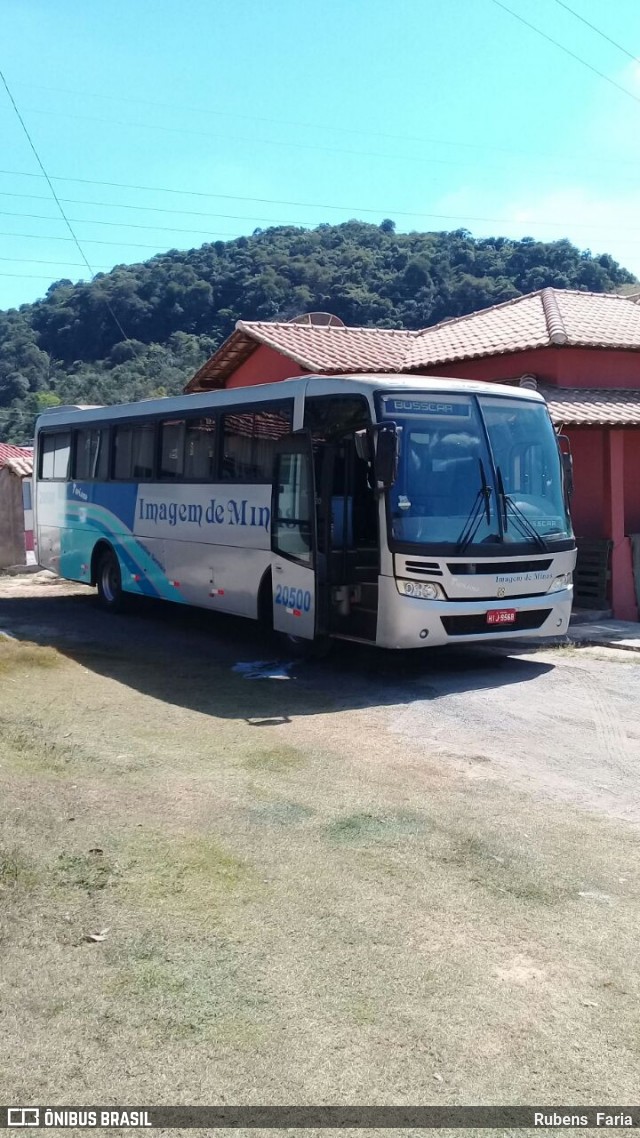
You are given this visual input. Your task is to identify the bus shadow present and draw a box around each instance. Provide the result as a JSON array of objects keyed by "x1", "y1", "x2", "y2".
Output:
[{"x1": 0, "y1": 591, "x2": 556, "y2": 723}]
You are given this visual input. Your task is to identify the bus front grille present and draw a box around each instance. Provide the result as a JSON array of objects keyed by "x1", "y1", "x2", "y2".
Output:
[
  {"x1": 446, "y1": 559, "x2": 553, "y2": 575},
  {"x1": 440, "y1": 609, "x2": 552, "y2": 636}
]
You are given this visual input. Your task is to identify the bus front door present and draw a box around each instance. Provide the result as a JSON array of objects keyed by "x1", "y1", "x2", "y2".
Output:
[{"x1": 271, "y1": 433, "x2": 320, "y2": 641}]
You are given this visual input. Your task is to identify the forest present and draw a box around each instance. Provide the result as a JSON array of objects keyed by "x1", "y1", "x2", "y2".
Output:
[{"x1": 0, "y1": 219, "x2": 635, "y2": 442}]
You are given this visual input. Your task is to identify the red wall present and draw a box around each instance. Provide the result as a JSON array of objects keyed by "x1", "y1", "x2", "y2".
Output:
[
  {"x1": 566, "y1": 429, "x2": 606, "y2": 538},
  {"x1": 418, "y1": 346, "x2": 640, "y2": 389},
  {"x1": 226, "y1": 344, "x2": 307, "y2": 388},
  {"x1": 623, "y1": 429, "x2": 640, "y2": 534}
]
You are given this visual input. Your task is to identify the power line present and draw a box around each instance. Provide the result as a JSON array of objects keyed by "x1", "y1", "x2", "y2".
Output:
[
  {"x1": 8, "y1": 79, "x2": 543, "y2": 158},
  {"x1": 0, "y1": 189, "x2": 296, "y2": 227},
  {"x1": 1, "y1": 187, "x2": 639, "y2": 237},
  {"x1": 490, "y1": 0, "x2": 640, "y2": 106},
  {"x1": 11, "y1": 75, "x2": 640, "y2": 167},
  {"x1": 0, "y1": 271, "x2": 85, "y2": 280},
  {"x1": 18, "y1": 104, "x2": 539, "y2": 174},
  {"x1": 551, "y1": 0, "x2": 640, "y2": 65},
  {"x1": 9, "y1": 77, "x2": 640, "y2": 168},
  {"x1": 0, "y1": 166, "x2": 639, "y2": 238},
  {"x1": 0, "y1": 165, "x2": 470, "y2": 215},
  {"x1": 0, "y1": 208, "x2": 245, "y2": 238},
  {"x1": 0, "y1": 254, "x2": 111, "y2": 269},
  {"x1": 0, "y1": 68, "x2": 129, "y2": 341},
  {"x1": 0, "y1": 229, "x2": 177, "y2": 250}
]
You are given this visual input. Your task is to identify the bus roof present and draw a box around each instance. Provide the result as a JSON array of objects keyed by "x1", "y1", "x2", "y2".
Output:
[{"x1": 35, "y1": 373, "x2": 545, "y2": 431}]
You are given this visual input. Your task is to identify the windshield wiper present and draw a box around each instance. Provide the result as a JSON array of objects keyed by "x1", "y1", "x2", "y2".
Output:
[
  {"x1": 456, "y1": 459, "x2": 492, "y2": 553},
  {"x1": 496, "y1": 466, "x2": 548, "y2": 552}
]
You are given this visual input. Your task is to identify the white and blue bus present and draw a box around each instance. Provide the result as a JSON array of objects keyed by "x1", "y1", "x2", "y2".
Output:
[{"x1": 33, "y1": 374, "x2": 576, "y2": 650}]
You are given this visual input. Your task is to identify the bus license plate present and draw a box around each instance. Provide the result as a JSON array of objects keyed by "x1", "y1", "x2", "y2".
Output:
[{"x1": 487, "y1": 609, "x2": 516, "y2": 625}]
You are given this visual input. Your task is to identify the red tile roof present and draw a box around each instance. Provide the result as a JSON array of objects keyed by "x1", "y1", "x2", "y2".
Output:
[
  {"x1": 185, "y1": 289, "x2": 640, "y2": 428},
  {"x1": 185, "y1": 322, "x2": 416, "y2": 391},
  {"x1": 542, "y1": 387, "x2": 640, "y2": 427},
  {"x1": 0, "y1": 443, "x2": 33, "y2": 477},
  {"x1": 407, "y1": 288, "x2": 640, "y2": 368}
]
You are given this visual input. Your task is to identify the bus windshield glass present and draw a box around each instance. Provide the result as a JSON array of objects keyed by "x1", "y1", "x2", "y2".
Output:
[{"x1": 379, "y1": 393, "x2": 572, "y2": 548}]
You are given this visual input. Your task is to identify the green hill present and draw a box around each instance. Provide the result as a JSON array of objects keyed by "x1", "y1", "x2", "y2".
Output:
[{"x1": 0, "y1": 219, "x2": 635, "y2": 442}]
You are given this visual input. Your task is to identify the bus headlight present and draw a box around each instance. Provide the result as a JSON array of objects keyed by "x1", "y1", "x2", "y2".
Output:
[
  {"x1": 548, "y1": 572, "x2": 573, "y2": 593},
  {"x1": 397, "y1": 579, "x2": 445, "y2": 600}
]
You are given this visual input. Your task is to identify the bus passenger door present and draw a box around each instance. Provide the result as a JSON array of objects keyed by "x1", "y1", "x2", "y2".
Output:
[{"x1": 271, "y1": 433, "x2": 319, "y2": 641}]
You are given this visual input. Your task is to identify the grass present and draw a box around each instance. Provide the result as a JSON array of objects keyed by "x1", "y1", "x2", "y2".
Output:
[
  {"x1": 243, "y1": 744, "x2": 306, "y2": 771},
  {"x1": 53, "y1": 850, "x2": 119, "y2": 892},
  {"x1": 0, "y1": 713, "x2": 97, "y2": 775},
  {"x1": 326, "y1": 811, "x2": 426, "y2": 843},
  {"x1": 2, "y1": 590, "x2": 640, "y2": 1117},
  {"x1": 121, "y1": 832, "x2": 250, "y2": 914},
  {"x1": 0, "y1": 846, "x2": 38, "y2": 891},
  {"x1": 0, "y1": 638, "x2": 60, "y2": 672}
]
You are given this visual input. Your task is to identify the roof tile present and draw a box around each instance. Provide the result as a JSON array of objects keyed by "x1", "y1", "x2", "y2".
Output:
[
  {"x1": 0, "y1": 443, "x2": 33, "y2": 477},
  {"x1": 185, "y1": 288, "x2": 640, "y2": 392},
  {"x1": 541, "y1": 387, "x2": 640, "y2": 427}
]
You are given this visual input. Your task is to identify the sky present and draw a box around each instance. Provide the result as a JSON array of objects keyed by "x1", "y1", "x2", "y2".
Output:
[{"x1": 2, "y1": 0, "x2": 640, "y2": 311}]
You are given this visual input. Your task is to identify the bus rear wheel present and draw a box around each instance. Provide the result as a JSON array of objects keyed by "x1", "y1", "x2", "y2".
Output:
[{"x1": 96, "y1": 549, "x2": 126, "y2": 612}]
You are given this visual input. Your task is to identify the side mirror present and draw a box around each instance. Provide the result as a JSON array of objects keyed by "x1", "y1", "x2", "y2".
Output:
[
  {"x1": 557, "y1": 435, "x2": 573, "y2": 500},
  {"x1": 354, "y1": 428, "x2": 373, "y2": 463},
  {"x1": 374, "y1": 423, "x2": 398, "y2": 490}
]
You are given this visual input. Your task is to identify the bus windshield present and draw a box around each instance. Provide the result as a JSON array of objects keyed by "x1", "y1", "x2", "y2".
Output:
[{"x1": 379, "y1": 392, "x2": 572, "y2": 549}]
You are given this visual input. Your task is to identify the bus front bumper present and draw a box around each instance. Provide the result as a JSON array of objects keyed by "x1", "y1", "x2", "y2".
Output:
[{"x1": 375, "y1": 576, "x2": 573, "y2": 649}]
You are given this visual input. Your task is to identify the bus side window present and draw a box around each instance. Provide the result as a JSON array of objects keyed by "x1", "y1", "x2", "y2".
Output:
[
  {"x1": 303, "y1": 396, "x2": 370, "y2": 439},
  {"x1": 184, "y1": 417, "x2": 217, "y2": 480},
  {"x1": 160, "y1": 419, "x2": 186, "y2": 480},
  {"x1": 113, "y1": 425, "x2": 155, "y2": 480},
  {"x1": 40, "y1": 432, "x2": 70, "y2": 480},
  {"x1": 73, "y1": 428, "x2": 109, "y2": 480},
  {"x1": 221, "y1": 404, "x2": 292, "y2": 481}
]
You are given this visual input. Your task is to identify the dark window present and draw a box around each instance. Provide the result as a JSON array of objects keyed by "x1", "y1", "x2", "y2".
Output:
[
  {"x1": 184, "y1": 417, "x2": 217, "y2": 480},
  {"x1": 73, "y1": 428, "x2": 109, "y2": 480},
  {"x1": 304, "y1": 395, "x2": 370, "y2": 440},
  {"x1": 40, "y1": 432, "x2": 71, "y2": 480},
  {"x1": 113, "y1": 424, "x2": 155, "y2": 480},
  {"x1": 221, "y1": 404, "x2": 292, "y2": 481},
  {"x1": 273, "y1": 450, "x2": 313, "y2": 565},
  {"x1": 159, "y1": 419, "x2": 185, "y2": 480}
]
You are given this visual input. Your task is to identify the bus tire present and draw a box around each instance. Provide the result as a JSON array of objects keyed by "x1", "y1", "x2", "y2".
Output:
[{"x1": 96, "y1": 548, "x2": 126, "y2": 613}]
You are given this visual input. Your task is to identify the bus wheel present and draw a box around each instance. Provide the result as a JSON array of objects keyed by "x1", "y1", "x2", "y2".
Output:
[{"x1": 96, "y1": 549, "x2": 126, "y2": 612}]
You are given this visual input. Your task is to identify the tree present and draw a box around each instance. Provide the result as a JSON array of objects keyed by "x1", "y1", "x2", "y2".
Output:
[{"x1": 0, "y1": 221, "x2": 635, "y2": 441}]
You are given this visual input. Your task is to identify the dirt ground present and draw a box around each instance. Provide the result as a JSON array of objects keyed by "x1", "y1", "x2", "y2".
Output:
[{"x1": 1, "y1": 572, "x2": 640, "y2": 1134}]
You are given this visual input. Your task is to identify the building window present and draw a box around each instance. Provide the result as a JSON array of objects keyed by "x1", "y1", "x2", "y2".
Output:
[
  {"x1": 113, "y1": 424, "x2": 155, "y2": 480},
  {"x1": 221, "y1": 404, "x2": 292, "y2": 481},
  {"x1": 73, "y1": 428, "x2": 109, "y2": 480},
  {"x1": 40, "y1": 432, "x2": 71, "y2": 480}
]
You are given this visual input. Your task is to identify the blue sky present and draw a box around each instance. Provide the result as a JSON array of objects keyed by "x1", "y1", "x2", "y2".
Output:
[{"x1": 2, "y1": 0, "x2": 640, "y2": 311}]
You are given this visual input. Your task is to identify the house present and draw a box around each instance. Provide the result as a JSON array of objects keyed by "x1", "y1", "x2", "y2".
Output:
[
  {"x1": 185, "y1": 291, "x2": 640, "y2": 620},
  {"x1": 0, "y1": 443, "x2": 34, "y2": 568}
]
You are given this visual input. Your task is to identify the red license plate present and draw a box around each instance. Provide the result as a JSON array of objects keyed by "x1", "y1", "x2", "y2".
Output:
[{"x1": 487, "y1": 608, "x2": 516, "y2": 625}]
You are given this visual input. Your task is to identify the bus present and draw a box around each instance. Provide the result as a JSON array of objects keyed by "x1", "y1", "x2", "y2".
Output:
[{"x1": 33, "y1": 374, "x2": 576, "y2": 651}]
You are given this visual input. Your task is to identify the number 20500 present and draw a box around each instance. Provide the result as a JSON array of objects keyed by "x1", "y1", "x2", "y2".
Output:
[{"x1": 275, "y1": 584, "x2": 312, "y2": 611}]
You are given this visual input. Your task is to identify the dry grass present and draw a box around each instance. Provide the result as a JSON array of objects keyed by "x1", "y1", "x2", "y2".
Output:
[
  {"x1": 1, "y1": 613, "x2": 640, "y2": 1129},
  {"x1": 0, "y1": 637, "x2": 60, "y2": 672}
]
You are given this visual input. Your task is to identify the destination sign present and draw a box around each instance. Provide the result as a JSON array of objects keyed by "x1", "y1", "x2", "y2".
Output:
[{"x1": 382, "y1": 397, "x2": 471, "y2": 418}]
